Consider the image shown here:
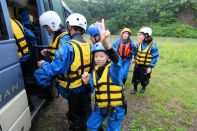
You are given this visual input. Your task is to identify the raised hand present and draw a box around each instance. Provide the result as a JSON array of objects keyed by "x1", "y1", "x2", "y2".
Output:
[{"x1": 97, "y1": 19, "x2": 111, "y2": 49}]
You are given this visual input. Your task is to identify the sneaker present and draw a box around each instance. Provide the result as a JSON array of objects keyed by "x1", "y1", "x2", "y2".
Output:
[
  {"x1": 130, "y1": 89, "x2": 137, "y2": 95},
  {"x1": 140, "y1": 87, "x2": 145, "y2": 93}
]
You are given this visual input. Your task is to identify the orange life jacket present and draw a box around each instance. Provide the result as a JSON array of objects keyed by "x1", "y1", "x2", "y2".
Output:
[{"x1": 118, "y1": 42, "x2": 132, "y2": 58}]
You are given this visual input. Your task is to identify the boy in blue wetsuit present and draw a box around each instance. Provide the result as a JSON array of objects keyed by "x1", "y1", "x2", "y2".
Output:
[
  {"x1": 113, "y1": 28, "x2": 135, "y2": 86},
  {"x1": 34, "y1": 11, "x2": 71, "y2": 99},
  {"x1": 34, "y1": 13, "x2": 91, "y2": 131},
  {"x1": 82, "y1": 28, "x2": 127, "y2": 131},
  {"x1": 131, "y1": 27, "x2": 159, "y2": 94}
]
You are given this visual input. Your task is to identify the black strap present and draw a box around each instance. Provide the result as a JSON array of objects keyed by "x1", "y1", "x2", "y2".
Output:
[
  {"x1": 94, "y1": 82, "x2": 115, "y2": 88},
  {"x1": 57, "y1": 74, "x2": 81, "y2": 82},
  {"x1": 14, "y1": 7, "x2": 18, "y2": 19},
  {"x1": 95, "y1": 70, "x2": 100, "y2": 104},
  {"x1": 65, "y1": 40, "x2": 84, "y2": 89},
  {"x1": 144, "y1": 42, "x2": 153, "y2": 65},
  {"x1": 14, "y1": 35, "x2": 25, "y2": 56},
  {"x1": 136, "y1": 55, "x2": 152, "y2": 59},
  {"x1": 96, "y1": 98, "x2": 123, "y2": 102},
  {"x1": 70, "y1": 40, "x2": 85, "y2": 74},
  {"x1": 95, "y1": 90, "x2": 121, "y2": 94},
  {"x1": 69, "y1": 64, "x2": 91, "y2": 74},
  {"x1": 122, "y1": 44, "x2": 126, "y2": 57},
  {"x1": 107, "y1": 67, "x2": 111, "y2": 109},
  {"x1": 48, "y1": 46, "x2": 57, "y2": 49}
]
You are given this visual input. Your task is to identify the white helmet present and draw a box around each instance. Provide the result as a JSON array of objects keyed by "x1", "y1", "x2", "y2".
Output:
[
  {"x1": 39, "y1": 11, "x2": 61, "y2": 31},
  {"x1": 139, "y1": 27, "x2": 152, "y2": 36},
  {"x1": 66, "y1": 13, "x2": 87, "y2": 32}
]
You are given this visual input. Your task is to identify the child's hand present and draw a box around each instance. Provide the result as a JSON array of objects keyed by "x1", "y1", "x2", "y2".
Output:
[
  {"x1": 134, "y1": 42, "x2": 139, "y2": 48},
  {"x1": 37, "y1": 60, "x2": 46, "y2": 68},
  {"x1": 41, "y1": 49, "x2": 49, "y2": 56},
  {"x1": 130, "y1": 59, "x2": 135, "y2": 64},
  {"x1": 82, "y1": 72, "x2": 90, "y2": 85},
  {"x1": 146, "y1": 67, "x2": 152, "y2": 74},
  {"x1": 97, "y1": 19, "x2": 111, "y2": 49}
]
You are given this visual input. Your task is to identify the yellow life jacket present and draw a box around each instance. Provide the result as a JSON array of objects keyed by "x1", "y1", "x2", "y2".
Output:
[
  {"x1": 58, "y1": 39, "x2": 91, "y2": 89},
  {"x1": 93, "y1": 64, "x2": 123, "y2": 108},
  {"x1": 135, "y1": 42, "x2": 153, "y2": 66},
  {"x1": 10, "y1": 19, "x2": 29, "y2": 59},
  {"x1": 48, "y1": 32, "x2": 68, "y2": 60}
]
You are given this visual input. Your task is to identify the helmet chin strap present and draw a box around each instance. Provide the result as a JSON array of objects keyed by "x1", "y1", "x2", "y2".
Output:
[
  {"x1": 94, "y1": 35, "x2": 100, "y2": 43},
  {"x1": 67, "y1": 25, "x2": 73, "y2": 38}
]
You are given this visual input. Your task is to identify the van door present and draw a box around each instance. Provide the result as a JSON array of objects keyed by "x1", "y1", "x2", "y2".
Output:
[{"x1": 0, "y1": 0, "x2": 31, "y2": 131}]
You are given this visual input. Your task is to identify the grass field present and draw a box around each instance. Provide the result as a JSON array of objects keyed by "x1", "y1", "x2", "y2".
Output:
[
  {"x1": 31, "y1": 36, "x2": 197, "y2": 131},
  {"x1": 120, "y1": 36, "x2": 197, "y2": 130}
]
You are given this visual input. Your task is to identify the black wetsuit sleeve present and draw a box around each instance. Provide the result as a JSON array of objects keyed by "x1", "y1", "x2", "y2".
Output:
[
  {"x1": 84, "y1": 83, "x2": 92, "y2": 93},
  {"x1": 106, "y1": 47, "x2": 119, "y2": 64}
]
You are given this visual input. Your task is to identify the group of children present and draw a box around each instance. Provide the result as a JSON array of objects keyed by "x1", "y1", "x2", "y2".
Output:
[{"x1": 34, "y1": 11, "x2": 159, "y2": 131}]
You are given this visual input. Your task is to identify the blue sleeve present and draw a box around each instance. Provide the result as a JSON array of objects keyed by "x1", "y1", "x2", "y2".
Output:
[
  {"x1": 133, "y1": 43, "x2": 139, "y2": 56},
  {"x1": 130, "y1": 40, "x2": 135, "y2": 48},
  {"x1": 110, "y1": 59, "x2": 123, "y2": 86},
  {"x1": 34, "y1": 67, "x2": 52, "y2": 88},
  {"x1": 23, "y1": 27, "x2": 36, "y2": 44},
  {"x1": 130, "y1": 41, "x2": 135, "y2": 58},
  {"x1": 112, "y1": 39, "x2": 120, "y2": 50},
  {"x1": 88, "y1": 74, "x2": 94, "y2": 94},
  {"x1": 59, "y1": 35, "x2": 71, "y2": 46},
  {"x1": 34, "y1": 42, "x2": 74, "y2": 86},
  {"x1": 150, "y1": 44, "x2": 159, "y2": 67},
  {"x1": 42, "y1": 43, "x2": 73, "y2": 76}
]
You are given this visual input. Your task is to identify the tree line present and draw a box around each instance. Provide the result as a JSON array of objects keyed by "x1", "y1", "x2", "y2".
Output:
[{"x1": 64, "y1": 0, "x2": 197, "y2": 38}]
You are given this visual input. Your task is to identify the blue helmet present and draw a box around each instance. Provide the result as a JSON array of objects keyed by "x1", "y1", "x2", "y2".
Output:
[
  {"x1": 87, "y1": 24, "x2": 100, "y2": 36},
  {"x1": 19, "y1": 10, "x2": 30, "y2": 25},
  {"x1": 91, "y1": 42, "x2": 106, "y2": 53}
]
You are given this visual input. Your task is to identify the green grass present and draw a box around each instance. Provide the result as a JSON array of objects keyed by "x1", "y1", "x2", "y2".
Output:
[{"x1": 121, "y1": 37, "x2": 197, "y2": 130}]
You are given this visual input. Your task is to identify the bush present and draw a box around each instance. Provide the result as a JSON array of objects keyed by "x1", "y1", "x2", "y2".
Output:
[{"x1": 150, "y1": 23, "x2": 197, "y2": 38}]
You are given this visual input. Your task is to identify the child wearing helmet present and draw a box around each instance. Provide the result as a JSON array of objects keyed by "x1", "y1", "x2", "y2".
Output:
[
  {"x1": 113, "y1": 28, "x2": 135, "y2": 86},
  {"x1": 35, "y1": 13, "x2": 92, "y2": 130},
  {"x1": 131, "y1": 27, "x2": 159, "y2": 94},
  {"x1": 82, "y1": 28, "x2": 126, "y2": 131},
  {"x1": 34, "y1": 11, "x2": 71, "y2": 100},
  {"x1": 87, "y1": 22, "x2": 101, "y2": 44}
]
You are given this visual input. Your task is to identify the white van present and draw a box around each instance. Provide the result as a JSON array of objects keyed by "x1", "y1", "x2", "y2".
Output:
[{"x1": 0, "y1": 0, "x2": 71, "y2": 130}]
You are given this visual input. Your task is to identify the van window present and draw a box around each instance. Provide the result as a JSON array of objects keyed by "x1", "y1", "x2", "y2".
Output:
[
  {"x1": 51, "y1": 0, "x2": 65, "y2": 27},
  {"x1": 0, "y1": 4, "x2": 9, "y2": 40}
]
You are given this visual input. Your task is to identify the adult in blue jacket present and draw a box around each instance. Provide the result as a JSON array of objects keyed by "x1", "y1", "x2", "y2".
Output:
[
  {"x1": 113, "y1": 28, "x2": 135, "y2": 86},
  {"x1": 34, "y1": 13, "x2": 91, "y2": 131},
  {"x1": 131, "y1": 27, "x2": 159, "y2": 94}
]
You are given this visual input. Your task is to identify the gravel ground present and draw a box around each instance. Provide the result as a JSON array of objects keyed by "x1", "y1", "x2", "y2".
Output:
[
  {"x1": 30, "y1": 96, "x2": 70, "y2": 131},
  {"x1": 30, "y1": 84, "x2": 143, "y2": 131}
]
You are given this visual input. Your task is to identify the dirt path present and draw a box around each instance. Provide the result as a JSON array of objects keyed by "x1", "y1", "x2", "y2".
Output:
[
  {"x1": 30, "y1": 83, "x2": 145, "y2": 131},
  {"x1": 30, "y1": 96, "x2": 69, "y2": 131}
]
